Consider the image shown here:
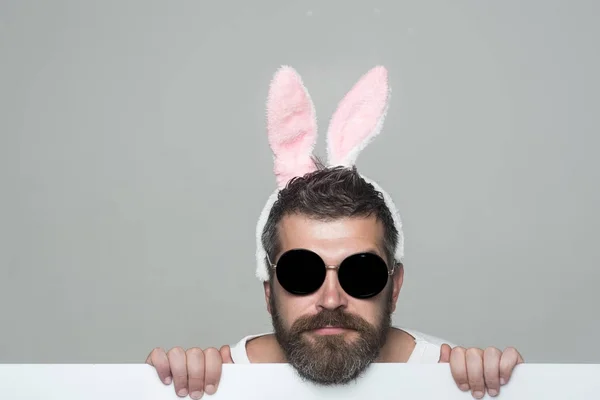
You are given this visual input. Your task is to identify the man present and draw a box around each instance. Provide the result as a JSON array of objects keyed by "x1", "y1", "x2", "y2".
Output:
[{"x1": 146, "y1": 66, "x2": 524, "y2": 399}]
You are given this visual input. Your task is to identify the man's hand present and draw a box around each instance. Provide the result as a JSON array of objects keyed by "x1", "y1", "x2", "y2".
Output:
[
  {"x1": 438, "y1": 344, "x2": 524, "y2": 398},
  {"x1": 145, "y1": 345, "x2": 232, "y2": 399}
]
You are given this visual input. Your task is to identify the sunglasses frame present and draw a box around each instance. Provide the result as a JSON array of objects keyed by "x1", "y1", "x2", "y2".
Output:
[{"x1": 266, "y1": 248, "x2": 396, "y2": 298}]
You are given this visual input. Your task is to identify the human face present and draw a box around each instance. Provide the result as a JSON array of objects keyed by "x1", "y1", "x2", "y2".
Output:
[{"x1": 264, "y1": 214, "x2": 403, "y2": 385}]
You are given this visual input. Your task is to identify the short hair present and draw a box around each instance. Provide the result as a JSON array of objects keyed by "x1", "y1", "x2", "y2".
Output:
[{"x1": 261, "y1": 163, "x2": 399, "y2": 280}]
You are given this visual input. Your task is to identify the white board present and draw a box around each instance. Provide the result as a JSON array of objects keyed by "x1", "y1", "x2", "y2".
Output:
[{"x1": 0, "y1": 363, "x2": 598, "y2": 399}]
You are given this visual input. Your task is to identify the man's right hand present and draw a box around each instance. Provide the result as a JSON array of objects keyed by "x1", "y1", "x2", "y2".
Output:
[{"x1": 145, "y1": 345, "x2": 232, "y2": 399}]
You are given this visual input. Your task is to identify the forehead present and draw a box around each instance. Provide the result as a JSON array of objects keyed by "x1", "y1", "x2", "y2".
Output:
[{"x1": 277, "y1": 213, "x2": 385, "y2": 259}]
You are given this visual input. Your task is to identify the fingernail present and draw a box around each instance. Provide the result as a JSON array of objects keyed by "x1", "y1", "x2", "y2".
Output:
[
  {"x1": 205, "y1": 384, "x2": 216, "y2": 394},
  {"x1": 177, "y1": 389, "x2": 188, "y2": 397},
  {"x1": 473, "y1": 391, "x2": 484, "y2": 399},
  {"x1": 500, "y1": 377, "x2": 506, "y2": 385},
  {"x1": 489, "y1": 389, "x2": 499, "y2": 397},
  {"x1": 190, "y1": 391, "x2": 203, "y2": 399},
  {"x1": 164, "y1": 376, "x2": 172, "y2": 385},
  {"x1": 459, "y1": 384, "x2": 470, "y2": 391}
]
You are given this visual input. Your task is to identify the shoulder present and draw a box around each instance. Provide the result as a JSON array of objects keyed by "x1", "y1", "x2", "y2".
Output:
[
  {"x1": 229, "y1": 332, "x2": 278, "y2": 364},
  {"x1": 403, "y1": 328, "x2": 457, "y2": 347},
  {"x1": 401, "y1": 327, "x2": 459, "y2": 364}
]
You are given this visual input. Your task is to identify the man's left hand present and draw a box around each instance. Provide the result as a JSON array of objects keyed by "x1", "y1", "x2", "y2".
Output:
[{"x1": 438, "y1": 344, "x2": 524, "y2": 398}]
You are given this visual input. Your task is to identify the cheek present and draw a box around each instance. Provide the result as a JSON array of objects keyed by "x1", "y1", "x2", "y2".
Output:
[
  {"x1": 349, "y1": 298, "x2": 389, "y2": 324},
  {"x1": 275, "y1": 290, "x2": 318, "y2": 327}
]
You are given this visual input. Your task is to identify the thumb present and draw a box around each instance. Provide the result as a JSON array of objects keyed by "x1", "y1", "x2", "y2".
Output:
[{"x1": 438, "y1": 343, "x2": 451, "y2": 363}]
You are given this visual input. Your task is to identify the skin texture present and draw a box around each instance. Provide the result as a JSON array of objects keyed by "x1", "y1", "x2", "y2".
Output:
[
  {"x1": 266, "y1": 215, "x2": 404, "y2": 384},
  {"x1": 146, "y1": 214, "x2": 524, "y2": 399}
]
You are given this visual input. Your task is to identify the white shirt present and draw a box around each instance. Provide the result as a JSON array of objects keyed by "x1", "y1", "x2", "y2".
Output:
[{"x1": 229, "y1": 327, "x2": 456, "y2": 364}]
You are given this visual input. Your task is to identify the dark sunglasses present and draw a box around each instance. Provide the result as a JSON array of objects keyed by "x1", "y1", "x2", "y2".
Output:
[{"x1": 268, "y1": 248, "x2": 394, "y2": 299}]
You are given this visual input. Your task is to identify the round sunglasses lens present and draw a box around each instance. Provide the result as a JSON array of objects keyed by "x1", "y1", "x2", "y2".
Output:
[
  {"x1": 338, "y1": 253, "x2": 389, "y2": 298},
  {"x1": 275, "y1": 249, "x2": 326, "y2": 295}
]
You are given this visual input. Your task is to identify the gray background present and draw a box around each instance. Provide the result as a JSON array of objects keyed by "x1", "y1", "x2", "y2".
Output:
[{"x1": 1, "y1": 0, "x2": 598, "y2": 363}]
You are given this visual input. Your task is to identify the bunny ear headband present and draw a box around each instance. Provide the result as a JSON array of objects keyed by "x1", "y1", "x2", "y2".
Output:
[{"x1": 255, "y1": 65, "x2": 405, "y2": 281}]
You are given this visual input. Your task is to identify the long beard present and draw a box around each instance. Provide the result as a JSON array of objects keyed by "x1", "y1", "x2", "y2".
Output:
[{"x1": 270, "y1": 291, "x2": 393, "y2": 386}]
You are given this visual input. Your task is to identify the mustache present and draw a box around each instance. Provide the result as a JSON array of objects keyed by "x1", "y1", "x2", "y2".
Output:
[{"x1": 290, "y1": 309, "x2": 373, "y2": 333}]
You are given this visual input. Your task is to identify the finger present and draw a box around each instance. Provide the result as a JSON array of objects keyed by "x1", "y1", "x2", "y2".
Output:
[
  {"x1": 204, "y1": 347, "x2": 224, "y2": 395},
  {"x1": 186, "y1": 348, "x2": 205, "y2": 400},
  {"x1": 438, "y1": 343, "x2": 451, "y2": 363},
  {"x1": 146, "y1": 348, "x2": 172, "y2": 385},
  {"x1": 220, "y1": 345, "x2": 234, "y2": 364},
  {"x1": 499, "y1": 347, "x2": 524, "y2": 385},
  {"x1": 167, "y1": 347, "x2": 189, "y2": 397},
  {"x1": 449, "y1": 346, "x2": 469, "y2": 392},
  {"x1": 465, "y1": 348, "x2": 485, "y2": 399},
  {"x1": 483, "y1": 347, "x2": 502, "y2": 397}
]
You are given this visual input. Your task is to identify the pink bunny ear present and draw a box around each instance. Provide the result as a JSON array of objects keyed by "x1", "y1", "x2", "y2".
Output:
[
  {"x1": 267, "y1": 66, "x2": 318, "y2": 188},
  {"x1": 326, "y1": 66, "x2": 390, "y2": 167}
]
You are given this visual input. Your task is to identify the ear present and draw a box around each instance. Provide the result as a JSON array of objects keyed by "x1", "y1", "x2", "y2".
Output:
[
  {"x1": 264, "y1": 281, "x2": 273, "y2": 315},
  {"x1": 267, "y1": 66, "x2": 319, "y2": 188},
  {"x1": 326, "y1": 66, "x2": 390, "y2": 167},
  {"x1": 390, "y1": 262, "x2": 404, "y2": 313}
]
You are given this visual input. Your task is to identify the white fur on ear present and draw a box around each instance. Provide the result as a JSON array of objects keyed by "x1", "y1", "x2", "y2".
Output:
[
  {"x1": 360, "y1": 174, "x2": 405, "y2": 262},
  {"x1": 326, "y1": 66, "x2": 390, "y2": 168},
  {"x1": 255, "y1": 189, "x2": 279, "y2": 281},
  {"x1": 255, "y1": 66, "x2": 405, "y2": 283},
  {"x1": 267, "y1": 66, "x2": 319, "y2": 189},
  {"x1": 332, "y1": 98, "x2": 389, "y2": 168}
]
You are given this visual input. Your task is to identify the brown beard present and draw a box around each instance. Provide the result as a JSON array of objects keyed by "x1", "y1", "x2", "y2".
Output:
[{"x1": 270, "y1": 289, "x2": 393, "y2": 385}]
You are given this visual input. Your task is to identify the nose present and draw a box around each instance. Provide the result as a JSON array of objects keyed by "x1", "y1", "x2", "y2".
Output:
[{"x1": 316, "y1": 268, "x2": 348, "y2": 310}]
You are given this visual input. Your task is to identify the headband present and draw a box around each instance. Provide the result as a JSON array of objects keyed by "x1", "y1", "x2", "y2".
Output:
[{"x1": 255, "y1": 65, "x2": 405, "y2": 281}]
